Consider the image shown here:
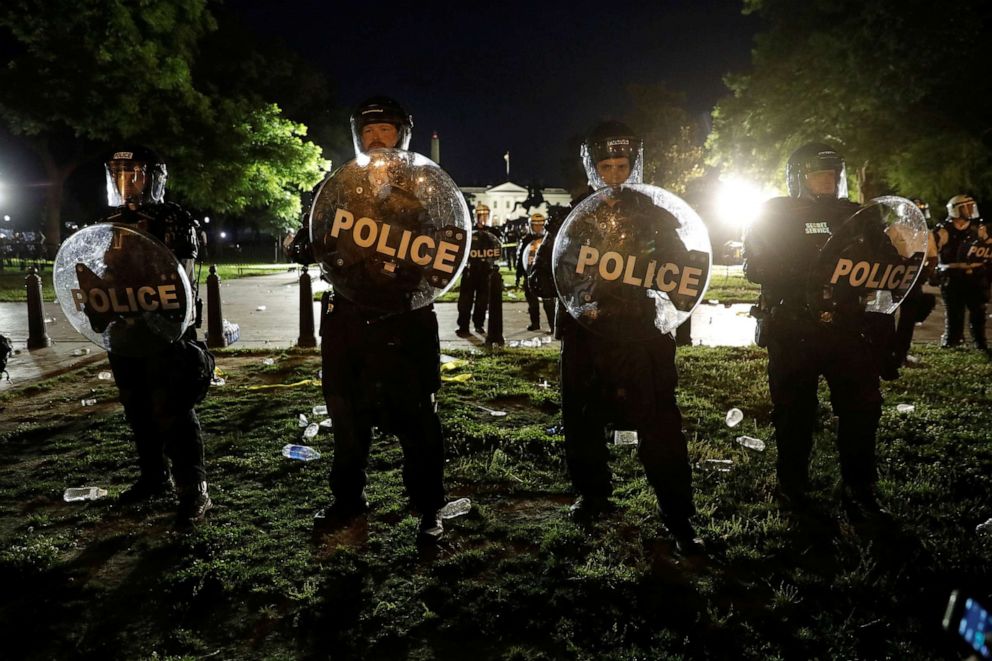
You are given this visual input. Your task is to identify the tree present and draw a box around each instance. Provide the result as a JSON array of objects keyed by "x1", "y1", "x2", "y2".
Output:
[
  {"x1": 708, "y1": 0, "x2": 992, "y2": 209},
  {"x1": 626, "y1": 84, "x2": 705, "y2": 195},
  {"x1": 0, "y1": 0, "x2": 329, "y2": 252}
]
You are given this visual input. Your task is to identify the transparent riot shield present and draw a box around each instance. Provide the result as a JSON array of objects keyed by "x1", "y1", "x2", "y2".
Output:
[
  {"x1": 469, "y1": 229, "x2": 503, "y2": 268},
  {"x1": 809, "y1": 196, "x2": 929, "y2": 316},
  {"x1": 53, "y1": 223, "x2": 193, "y2": 356},
  {"x1": 552, "y1": 184, "x2": 712, "y2": 341},
  {"x1": 309, "y1": 149, "x2": 471, "y2": 313}
]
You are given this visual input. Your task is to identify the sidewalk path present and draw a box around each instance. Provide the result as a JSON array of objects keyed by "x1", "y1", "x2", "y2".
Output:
[{"x1": 0, "y1": 270, "x2": 950, "y2": 390}]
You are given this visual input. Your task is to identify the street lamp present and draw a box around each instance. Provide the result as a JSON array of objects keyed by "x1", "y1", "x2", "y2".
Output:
[{"x1": 203, "y1": 216, "x2": 210, "y2": 224}]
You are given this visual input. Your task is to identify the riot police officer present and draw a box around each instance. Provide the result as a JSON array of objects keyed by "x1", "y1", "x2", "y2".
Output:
[
  {"x1": 934, "y1": 194, "x2": 990, "y2": 353},
  {"x1": 537, "y1": 120, "x2": 704, "y2": 554},
  {"x1": 518, "y1": 213, "x2": 555, "y2": 332},
  {"x1": 456, "y1": 204, "x2": 501, "y2": 335},
  {"x1": 98, "y1": 147, "x2": 213, "y2": 524},
  {"x1": 745, "y1": 142, "x2": 886, "y2": 520},
  {"x1": 299, "y1": 97, "x2": 449, "y2": 541}
]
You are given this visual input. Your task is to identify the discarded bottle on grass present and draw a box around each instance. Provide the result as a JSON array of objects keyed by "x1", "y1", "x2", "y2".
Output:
[
  {"x1": 298, "y1": 414, "x2": 309, "y2": 428},
  {"x1": 281, "y1": 444, "x2": 321, "y2": 461},
  {"x1": 97, "y1": 371, "x2": 113, "y2": 381},
  {"x1": 211, "y1": 377, "x2": 226, "y2": 386},
  {"x1": 80, "y1": 398, "x2": 97, "y2": 407},
  {"x1": 700, "y1": 459, "x2": 733, "y2": 472},
  {"x1": 63, "y1": 487, "x2": 108, "y2": 502},
  {"x1": 725, "y1": 408, "x2": 744, "y2": 427},
  {"x1": 312, "y1": 405, "x2": 328, "y2": 416},
  {"x1": 303, "y1": 423, "x2": 319, "y2": 439},
  {"x1": 319, "y1": 418, "x2": 333, "y2": 429},
  {"x1": 896, "y1": 404, "x2": 915, "y2": 414},
  {"x1": 976, "y1": 518, "x2": 992, "y2": 535},
  {"x1": 736, "y1": 435, "x2": 766, "y2": 451},
  {"x1": 439, "y1": 497, "x2": 472, "y2": 519},
  {"x1": 614, "y1": 430, "x2": 638, "y2": 446},
  {"x1": 262, "y1": 358, "x2": 275, "y2": 366},
  {"x1": 507, "y1": 340, "x2": 521, "y2": 348}
]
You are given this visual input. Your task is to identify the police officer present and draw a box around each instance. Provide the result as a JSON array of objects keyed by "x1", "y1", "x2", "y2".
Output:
[
  {"x1": 456, "y1": 204, "x2": 501, "y2": 336},
  {"x1": 934, "y1": 194, "x2": 990, "y2": 354},
  {"x1": 889, "y1": 199, "x2": 938, "y2": 367},
  {"x1": 300, "y1": 97, "x2": 448, "y2": 541},
  {"x1": 745, "y1": 142, "x2": 886, "y2": 520},
  {"x1": 537, "y1": 120, "x2": 704, "y2": 554},
  {"x1": 518, "y1": 213, "x2": 555, "y2": 332},
  {"x1": 98, "y1": 147, "x2": 213, "y2": 524}
]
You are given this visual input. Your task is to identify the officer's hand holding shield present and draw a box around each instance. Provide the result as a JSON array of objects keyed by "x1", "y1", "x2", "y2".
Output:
[
  {"x1": 810, "y1": 196, "x2": 930, "y2": 316},
  {"x1": 54, "y1": 224, "x2": 194, "y2": 356},
  {"x1": 553, "y1": 184, "x2": 711, "y2": 341},
  {"x1": 309, "y1": 149, "x2": 471, "y2": 314}
]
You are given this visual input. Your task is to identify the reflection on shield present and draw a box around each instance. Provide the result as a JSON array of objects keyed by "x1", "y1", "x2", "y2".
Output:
[
  {"x1": 53, "y1": 224, "x2": 193, "y2": 356},
  {"x1": 309, "y1": 149, "x2": 471, "y2": 313},
  {"x1": 810, "y1": 196, "x2": 929, "y2": 316},
  {"x1": 552, "y1": 184, "x2": 711, "y2": 341}
]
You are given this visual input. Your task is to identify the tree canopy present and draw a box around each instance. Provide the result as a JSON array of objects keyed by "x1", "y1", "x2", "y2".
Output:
[
  {"x1": 0, "y1": 0, "x2": 331, "y2": 248},
  {"x1": 708, "y1": 0, "x2": 992, "y2": 209}
]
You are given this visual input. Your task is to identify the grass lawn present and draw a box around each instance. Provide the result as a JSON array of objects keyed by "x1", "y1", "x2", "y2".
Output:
[
  {"x1": 0, "y1": 262, "x2": 291, "y2": 302},
  {"x1": 0, "y1": 345, "x2": 989, "y2": 659}
]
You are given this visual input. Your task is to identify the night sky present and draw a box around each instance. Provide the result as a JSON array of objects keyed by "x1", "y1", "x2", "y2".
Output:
[{"x1": 231, "y1": 0, "x2": 759, "y2": 186}]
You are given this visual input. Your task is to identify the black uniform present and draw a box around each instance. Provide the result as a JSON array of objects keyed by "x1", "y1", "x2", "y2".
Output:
[
  {"x1": 456, "y1": 227, "x2": 501, "y2": 333},
  {"x1": 96, "y1": 203, "x2": 210, "y2": 491},
  {"x1": 934, "y1": 218, "x2": 989, "y2": 349},
  {"x1": 518, "y1": 232, "x2": 555, "y2": 331},
  {"x1": 745, "y1": 196, "x2": 883, "y2": 499},
  {"x1": 536, "y1": 189, "x2": 697, "y2": 529}
]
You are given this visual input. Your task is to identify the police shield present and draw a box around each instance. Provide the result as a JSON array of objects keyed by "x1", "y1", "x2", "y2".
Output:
[
  {"x1": 310, "y1": 149, "x2": 471, "y2": 313},
  {"x1": 469, "y1": 229, "x2": 502, "y2": 268},
  {"x1": 810, "y1": 196, "x2": 929, "y2": 315},
  {"x1": 552, "y1": 184, "x2": 711, "y2": 341},
  {"x1": 53, "y1": 224, "x2": 193, "y2": 356}
]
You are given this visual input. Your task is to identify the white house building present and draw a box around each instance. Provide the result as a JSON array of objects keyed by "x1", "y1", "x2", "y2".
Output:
[{"x1": 460, "y1": 181, "x2": 573, "y2": 226}]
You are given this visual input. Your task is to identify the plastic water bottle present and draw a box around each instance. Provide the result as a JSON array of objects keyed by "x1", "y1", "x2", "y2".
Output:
[
  {"x1": 896, "y1": 404, "x2": 915, "y2": 414},
  {"x1": 700, "y1": 458, "x2": 733, "y2": 472},
  {"x1": 302, "y1": 423, "x2": 319, "y2": 439},
  {"x1": 211, "y1": 377, "x2": 226, "y2": 386},
  {"x1": 281, "y1": 444, "x2": 321, "y2": 461},
  {"x1": 614, "y1": 430, "x2": 639, "y2": 446},
  {"x1": 319, "y1": 419, "x2": 333, "y2": 429},
  {"x1": 439, "y1": 497, "x2": 472, "y2": 519},
  {"x1": 97, "y1": 371, "x2": 113, "y2": 381},
  {"x1": 80, "y1": 398, "x2": 97, "y2": 407},
  {"x1": 63, "y1": 487, "x2": 107, "y2": 502},
  {"x1": 736, "y1": 435, "x2": 766, "y2": 451},
  {"x1": 298, "y1": 414, "x2": 309, "y2": 428},
  {"x1": 312, "y1": 405, "x2": 328, "y2": 416},
  {"x1": 725, "y1": 408, "x2": 744, "y2": 427},
  {"x1": 976, "y1": 518, "x2": 992, "y2": 535},
  {"x1": 262, "y1": 358, "x2": 275, "y2": 366}
]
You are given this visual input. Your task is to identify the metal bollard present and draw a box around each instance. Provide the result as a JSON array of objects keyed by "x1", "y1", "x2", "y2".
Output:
[
  {"x1": 205, "y1": 264, "x2": 228, "y2": 348},
  {"x1": 297, "y1": 267, "x2": 317, "y2": 348},
  {"x1": 25, "y1": 266, "x2": 52, "y2": 349},
  {"x1": 485, "y1": 266, "x2": 505, "y2": 347}
]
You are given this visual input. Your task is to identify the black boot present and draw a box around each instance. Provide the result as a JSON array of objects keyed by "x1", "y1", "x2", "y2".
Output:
[
  {"x1": 568, "y1": 495, "x2": 616, "y2": 522},
  {"x1": 417, "y1": 510, "x2": 444, "y2": 541},
  {"x1": 118, "y1": 470, "x2": 174, "y2": 504},
  {"x1": 313, "y1": 492, "x2": 369, "y2": 530},
  {"x1": 177, "y1": 481, "x2": 212, "y2": 524},
  {"x1": 665, "y1": 516, "x2": 706, "y2": 556}
]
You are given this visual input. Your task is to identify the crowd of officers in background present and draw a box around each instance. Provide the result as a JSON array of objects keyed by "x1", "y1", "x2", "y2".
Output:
[{"x1": 0, "y1": 230, "x2": 47, "y2": 270}]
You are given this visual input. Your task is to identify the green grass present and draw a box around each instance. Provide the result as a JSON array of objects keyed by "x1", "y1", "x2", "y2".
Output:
[
  {"x1": 0, "y1": 345, "x2": 989, "y2": 659},
  {"x1": 0, "y1": 261, "x2": 290, "y2": 302}
]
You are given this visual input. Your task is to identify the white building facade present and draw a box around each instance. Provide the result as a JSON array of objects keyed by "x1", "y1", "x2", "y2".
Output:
[{"x1": 460, "y1": 182, "x2": 573, "y2": 226}]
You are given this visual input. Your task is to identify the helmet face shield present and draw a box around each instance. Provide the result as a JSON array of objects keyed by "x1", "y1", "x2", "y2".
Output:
[
  {"x1": 947, "y1": 195, "x2": 980, "y2": 220},
  {"x1": 104, "y1": 149, "x2": 167, "y2": 207},
  {"x1": 786, "y1": 143, "x2": 847, "y2": 200},
  {"x1": 350, "y1": 97, "x2": 413, "y2": 156},
  {"x1": 581, "y1": 135, "x2": 644, "y2": 190}
]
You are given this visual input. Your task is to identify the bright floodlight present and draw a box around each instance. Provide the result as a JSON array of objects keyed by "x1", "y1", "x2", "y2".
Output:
[
  {"x1": 2, "y1": 215, "x2": 9, "y2": 222},
  {"x1": 716, "y1": 176, "x2": 774, "y2": 230},
  {"x1": 219, "y1": 231, "x2": 227, "y2": 239},
  {"x1": 204, "y1": 216, "x2": 210, "y2": 224}
]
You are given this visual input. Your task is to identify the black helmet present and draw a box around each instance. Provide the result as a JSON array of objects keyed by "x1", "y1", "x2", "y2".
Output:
[
  {"x1": 350, "y1": 96, "x2": 413, "y2": 156},
  {"x1": 580, "y1": 120, "x2": 644, "y2": 190},
  {"x1": 785, "y1": 142, "x2": 848, "y2": 200},
  {"x1": 105, "y1": 146, "x2": 167, "y2": 207}
]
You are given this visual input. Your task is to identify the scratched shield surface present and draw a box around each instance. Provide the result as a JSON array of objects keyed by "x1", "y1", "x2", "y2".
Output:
[
  {"x1": 309, "y1": 149, "x2": 471, "y2": 314},
  {"x1": 53, "y1": 223, "x2": 193, "y2": 356},
  {"x1": 552, "y1": 184, "x2": 712, "y2": 341},
  {"x1": 809, "y1": 196, "x2": 929, "y2": 316}
]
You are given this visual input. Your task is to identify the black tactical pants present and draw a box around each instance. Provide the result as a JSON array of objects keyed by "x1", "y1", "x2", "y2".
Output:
[
  {"x1": 765, "y1": 319, "x2": 882, "y2": 496},
  {"x1": 525, "y1": 285, "x2": 555, "y2": 330},
  {"x1": 893, "y1": 281, "x2": 936, "y2": 363},
  {"x1": 108, "y1": 342, "x2": 206, "y2": 487},
  {"x1": 321, "y1": 298, "x2": 445, "y2": 514},
  {"x1": 941, "y1": 274, "x2": 988, "y2": 348},
  {"x1": 456, "y1": 268, "x2": 491, "y2": 331},
  {"x1": 560, "y1": 322, "x2": 694, "y2": 524}
]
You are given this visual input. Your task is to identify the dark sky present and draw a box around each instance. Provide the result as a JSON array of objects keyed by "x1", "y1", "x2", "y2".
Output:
[{"x1": 231, "y1": 0, "x2": 759, "y2": 187}]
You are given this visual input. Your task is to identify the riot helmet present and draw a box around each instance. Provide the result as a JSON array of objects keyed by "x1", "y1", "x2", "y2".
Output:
[
  {"x1": 350, "y1": 96, "x2": 413, "y2": 156},
  {"x1": 946, "y1": 194, "x2": 980, "y2": 220},
  {"x1": 912, "y1": 198, "x2": 931, "y2": 221},
  {"x1": 475, "y1": 203, "x2": 491, "y2": 226},
  {"x1": 529, "y1": 212, "x2": 547, "y2": 235},
  {"x1": 786, "y1": 142, "x2": 848, "y2": 201},
  {"x1": 580, "y1": 121, "x2": 644, "y2": 190},
  {"x1": 105, "y1": 147, "x2": 167, "y2": 207}
]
